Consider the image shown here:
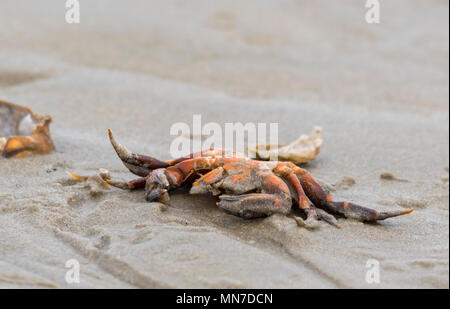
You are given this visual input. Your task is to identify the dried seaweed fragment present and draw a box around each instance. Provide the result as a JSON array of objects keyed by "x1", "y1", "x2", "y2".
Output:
[{"x1": 0, "y1": 100, "x2": 54, "y2": 158}]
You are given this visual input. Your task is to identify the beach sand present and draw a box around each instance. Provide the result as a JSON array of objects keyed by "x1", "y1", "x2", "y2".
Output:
[{"x1": 0, "y1": 0, "x2": 448, "y2": 288}]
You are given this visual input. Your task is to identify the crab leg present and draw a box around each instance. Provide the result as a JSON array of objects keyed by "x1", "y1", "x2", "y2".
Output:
[
  {"x1": 106, "y1": 177, "x2": 147, "y2": 190},
  {"x1": 285, "y1": 174, "x2": 340, "y2": 228},
  {"x1": 299, "y1": 171, "x2": 413, "y2": 222}
]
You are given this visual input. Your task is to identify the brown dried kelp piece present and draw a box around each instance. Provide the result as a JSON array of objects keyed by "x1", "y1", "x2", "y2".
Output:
[{"x1": 0, "y1": 100, "x2": 54, "y2": 158}]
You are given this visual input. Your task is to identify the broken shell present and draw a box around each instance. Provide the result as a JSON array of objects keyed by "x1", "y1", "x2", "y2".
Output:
[
  {"x1": 248, "y1": 127, "x2": 323, "y2": 165},
  {"x1": 0, "y1": 100, "x2": 54, "y2": 158}
]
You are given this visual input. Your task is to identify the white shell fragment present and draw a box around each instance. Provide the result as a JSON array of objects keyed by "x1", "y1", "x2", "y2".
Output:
[
  {"x1": 0, "y1": 137, "x2": 6, "y2": 153},
  {"x1": 248, "y1": 127, "x2": 323, "y2": 165}
]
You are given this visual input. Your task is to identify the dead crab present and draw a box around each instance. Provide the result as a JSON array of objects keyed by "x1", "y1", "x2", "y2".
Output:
[{"x1": 106, "y1": 130, "x2": 412, "y2": 228}]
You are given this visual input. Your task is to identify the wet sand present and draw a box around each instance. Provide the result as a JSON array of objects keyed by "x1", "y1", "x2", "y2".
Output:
[{"x1": 0, "y1": 0, "x2": 448, "y2": 288}]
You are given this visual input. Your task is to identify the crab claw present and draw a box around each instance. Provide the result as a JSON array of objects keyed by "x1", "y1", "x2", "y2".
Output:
[
  {"x1": 108, "y1": 129, "x2": 168, "y2": 177},
  {"x1": 217, "y1": 193, "x2": 291, "y2": 219},
  {"x1": 146, "y1": 188, "x2": 169, "y2": 203},
  {"x1": 108, "y1": 129, "x2": 132, "y2": 163},
  {"x1": 145, "y1": 168, "x2": 171, "y2": 203}
]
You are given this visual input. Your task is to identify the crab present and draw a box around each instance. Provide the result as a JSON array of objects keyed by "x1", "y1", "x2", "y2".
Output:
[{"x1": 105, "y1": 130, "x2": 413, "y2": 228}]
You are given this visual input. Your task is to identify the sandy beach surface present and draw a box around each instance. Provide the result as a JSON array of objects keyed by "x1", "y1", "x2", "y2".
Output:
[{"x1": 0, "y1": 0, "x2": 448, "y2": 288}]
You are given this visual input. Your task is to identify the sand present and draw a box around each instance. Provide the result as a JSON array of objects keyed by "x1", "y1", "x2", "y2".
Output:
[{"x1": 0, "y1": 0, "x2": 448, "y2": 288}]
